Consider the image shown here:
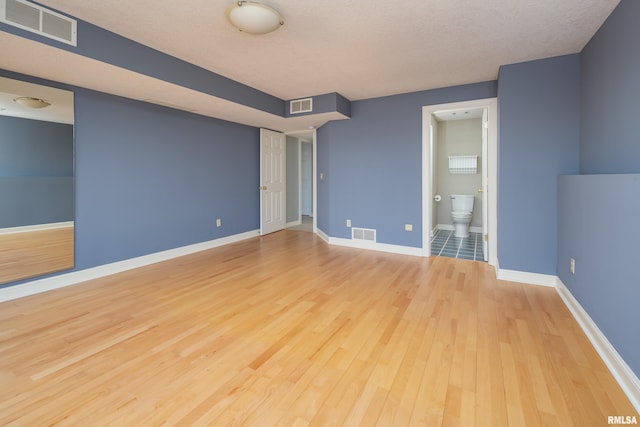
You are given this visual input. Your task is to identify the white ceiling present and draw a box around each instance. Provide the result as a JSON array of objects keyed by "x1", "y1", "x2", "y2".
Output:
[
  {"x1": 0, "y1": 0, "x2": 620, "y2": 131},
  {"x1": 434, "y1": 108, "x2": 484, "y2": 122}
]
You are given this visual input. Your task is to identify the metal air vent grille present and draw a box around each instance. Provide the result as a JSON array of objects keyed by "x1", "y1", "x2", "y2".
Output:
[
  {"x1": 352, "y1": 227, "x2": 376, "y2": 242},
  {"x1": 1, "y1": 0, "x2": 77, "y2": 46},
  {"x1": 290, "y1": 98, "x2": 313, "y2": 114}
]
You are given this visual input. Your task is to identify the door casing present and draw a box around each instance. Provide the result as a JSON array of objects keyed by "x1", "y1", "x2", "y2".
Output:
[{"x1": 421, "y1": 98, "x2": 498, "y2": 266}]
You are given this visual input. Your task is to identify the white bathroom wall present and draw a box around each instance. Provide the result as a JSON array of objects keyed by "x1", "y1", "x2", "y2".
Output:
[{"x1": 436, "y1": 118, "x2": 483, "y2": 228}]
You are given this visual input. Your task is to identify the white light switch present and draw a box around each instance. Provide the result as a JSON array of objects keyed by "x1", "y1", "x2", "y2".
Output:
[
  {"x1": 346, "y1": 219, "x2": 351, "y2": 227},
  {"x1": 405, "y1": 224, "x2": 413, "y2": 231},
  {"x1": 216, "y1": 218, "x2": 222, "y2": 227}
]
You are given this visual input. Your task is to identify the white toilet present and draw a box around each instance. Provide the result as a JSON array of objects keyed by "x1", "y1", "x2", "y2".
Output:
[{"x1": 450, "y1": 194, "x2": 474, "y2": 238}]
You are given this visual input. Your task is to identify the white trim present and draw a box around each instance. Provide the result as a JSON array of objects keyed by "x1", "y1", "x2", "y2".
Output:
[
  {"x1": 422, "y1": 98, "x2": 497, "y2": 264},
  {"x1": 434, "y1": 224, "x2": 483, "y2": 233},
  {"x1": 495, "y1": 267, "x2": 557, "y2": 287},
  {"x1": 286, "y1": 220, "x2": 302, "y2": 228},
  {"x1": 316, "y1": 228, "x2": 330, "y2": 243},
  {"x1": 328, "y1": 236, "x2": 423, "y2": 257},
  {"x1": 0, "y1": 229, "x2": 259, "y2": 303},
  {"x1": 0, "y1": 221, "x2": 73, "y2": 235},
  {"x1": 556, "y1": 279, "x2": 640, "y2": 413}
]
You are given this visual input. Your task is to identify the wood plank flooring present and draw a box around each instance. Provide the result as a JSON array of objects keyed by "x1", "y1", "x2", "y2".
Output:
[{"x1": 0, "y1": 230, "x2": 636, "y2": 426}]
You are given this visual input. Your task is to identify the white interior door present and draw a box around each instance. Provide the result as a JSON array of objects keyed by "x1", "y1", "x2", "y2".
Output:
[
  {"x1": 481, "y1": 108, "x2": 489, "y2": 261},
  {"x1": 260, "y1": 128, "x2": 286, "y2": 235}
]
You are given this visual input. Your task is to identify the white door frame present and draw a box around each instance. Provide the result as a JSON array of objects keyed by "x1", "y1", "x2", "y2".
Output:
[
  {"x1": 421, "y1": 98, "x2": 498, "y2": 266},
  {"x1": 285, "y1": 129, "x2": 317, "y2": 234}
]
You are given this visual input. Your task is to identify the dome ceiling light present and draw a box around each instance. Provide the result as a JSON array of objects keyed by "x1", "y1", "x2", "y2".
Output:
[
  {"x1": 13, "y1": 97, "x2": 51, "y2": 109},
  {"x1": 226, "y1": 1, "x2": 284, "y2": 35}
]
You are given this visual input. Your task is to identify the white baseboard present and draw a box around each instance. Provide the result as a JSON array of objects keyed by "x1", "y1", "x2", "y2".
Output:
[
  {"x1": 556, "y1": 279, "x2": 640, "y2": 413},
  {"x1": 328, "y1": 236, "x2": 423, "y2": 257},
  {"x1": 496, "y1": 267, "x2": 558, "y2": 287},
  {"x1": 436, "y1": 224, "x2": 483, "y2": 233},
  {"x1": 316, "y1": 228, "x2": 330, "y2": 243},
  {"x1": 437, "y1": 224, "x2": 454, "y2": 231},
  {"x1": 0, "y1": 221, "x2": 74, "y2": 235},
  {"x1": 286, "y1": 220, "x2": 302, "y2": 228},
  {"x1": 0, "y1": 229, "x2": 260, "y2": 303}
]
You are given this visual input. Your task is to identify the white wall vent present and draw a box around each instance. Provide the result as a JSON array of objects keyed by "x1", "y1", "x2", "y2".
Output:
[
  {"x1": 290, "y1": 98, "x2": 313, "y2": 114},
  {"x1": 352, "y1": 227, "x2": 376, "y2": 242},
  {"x1": 1, "y1": 0, "x2": 77, "y2": 46}
]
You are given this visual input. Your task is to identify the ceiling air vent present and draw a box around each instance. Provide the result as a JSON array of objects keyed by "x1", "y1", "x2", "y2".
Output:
[
  {"x1": 290, "y1": 97, "x2": 313, "y2": 114},
  {"x1": 1, "y1": 0, "x2": 77, "y2": 46}
]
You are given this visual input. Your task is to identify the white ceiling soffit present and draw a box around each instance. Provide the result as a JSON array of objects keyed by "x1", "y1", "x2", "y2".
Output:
[
  {"x1": 1, "y1": 0, "x2": 620, "y2": 131},
  {"x1": 0, "y1": 31, "x2": 346, "y2": 131},
  {"x1": 434, "y1": 108, "x2": 484, "y2": 122},
  {"x1": 0, "y1": 76, "x2": 74, "y2": 124}
]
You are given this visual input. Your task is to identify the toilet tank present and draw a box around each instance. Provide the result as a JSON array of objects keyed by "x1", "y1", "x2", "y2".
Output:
[{"x1": 451, "y1": 194, "x2": 474, "y2": 213}]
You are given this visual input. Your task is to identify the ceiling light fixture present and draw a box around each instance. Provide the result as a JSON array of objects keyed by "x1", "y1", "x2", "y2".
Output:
[
  {"x1": 14, "y1": 96, "x2": 51, "y2": 109},
  {"x1": 226, "y1": 1, "x2": 284, "y2": 35}
]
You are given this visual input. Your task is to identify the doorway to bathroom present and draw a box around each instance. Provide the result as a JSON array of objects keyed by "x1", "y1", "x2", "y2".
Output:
[{"x1": 422, "y1": 98, "x2": 497, "y2": 265}]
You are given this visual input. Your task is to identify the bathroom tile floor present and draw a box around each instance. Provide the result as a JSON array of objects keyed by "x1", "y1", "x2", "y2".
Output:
[{"x1": 431, "y1": 229, "x2": 485, "y2": 262}]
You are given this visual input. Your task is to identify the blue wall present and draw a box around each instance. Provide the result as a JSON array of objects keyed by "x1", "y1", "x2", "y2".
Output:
[
  {"x1": 0, "y1": 73, "x2": 260, "y2": 288},
  {"x1": 0, "y1": 115, "x2": 74, "y2": 227},
  {"x1": 558, "y1": 174, "x2": 640, "y2": 376},
  {"x1": 73, "y1": 89, "x2": 259, "y2": 269},
  {"x1": 555, "y1": 0, "x2": 640, "y2": 379},
  {"x1": 317, "y1": 81, "x2": 497, "y2": 247},
  {"x1": 580, "y1": 0, "x2": 640, "y2": 174},
  {"x1": 497, "y1": 55, "x2": 581, "y2": 274}
]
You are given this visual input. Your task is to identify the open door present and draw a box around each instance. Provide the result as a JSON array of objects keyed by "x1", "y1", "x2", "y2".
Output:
[
  {"x1": 260, "y1": 128, "x2": 286, "y2": 235},
  {"x1": 481, "y1": 108, "x2": 489, "y2": 261}
]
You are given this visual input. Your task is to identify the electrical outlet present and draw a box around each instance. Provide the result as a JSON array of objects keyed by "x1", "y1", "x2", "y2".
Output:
[
  {"x1": 346, "y1": 219, "x2": 351, "y2": 227},
  {"x1": 216, "y1": 218, "x2": 222, "y2": 227},
  {"x1": 570, "y1": 258, "x2": 575, "y2": 275},
  {"x1": 405, "y1": 224, "x2": 413, "y2": 232}
]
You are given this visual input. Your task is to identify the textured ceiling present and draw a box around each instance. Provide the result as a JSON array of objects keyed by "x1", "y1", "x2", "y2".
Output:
[{"x1": 0, "y1": 0, "x2": 620, "y2": 130}]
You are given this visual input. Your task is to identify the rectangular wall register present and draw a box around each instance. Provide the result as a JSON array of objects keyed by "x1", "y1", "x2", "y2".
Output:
[
  {"x1": 1, "y1": 0, "x2": 77, "y2": 46},
  {"x1": 352, "y1": 227, "x2": 376, "y2": 242},
  {"x1": 289, "y1": 98, "x2": 313, "y2": 114}
]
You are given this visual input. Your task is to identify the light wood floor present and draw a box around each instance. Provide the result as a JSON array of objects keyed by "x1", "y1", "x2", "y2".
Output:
[
  {"x1": 0, "y1": 231, "x2": 636, "y2": 426},
  {"x1": 0, "y1": 226, "x2": 74, "y2": 285}
]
